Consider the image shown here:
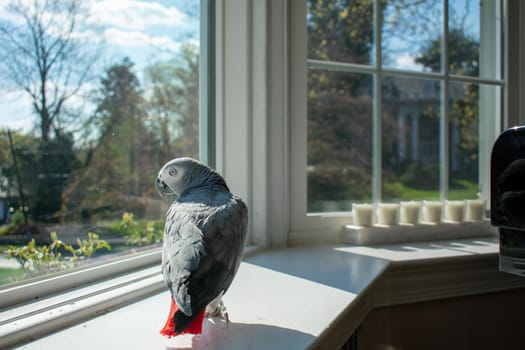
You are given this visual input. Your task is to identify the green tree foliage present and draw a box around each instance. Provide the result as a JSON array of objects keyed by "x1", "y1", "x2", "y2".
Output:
[
  {"x1": 0, "y1": 130, "x2": 39, "y2": 203},
  {"x1": 93, "y1": 57, "x2": 148, "y2": 196},
  {"x1": 308, "y1": 0, "x2": 375, "y2": 64},
  {"x1": 144, "y1": 43, "x2": 200, "y2": 162},
  {"x1": 33, "y1": 132, "x2": 80, "y2": 221},
  {"x1": 61, "y1": 48, "x2": 199, "y2": 221},
  {"x1": 415, "y1": 28, "x2": 479, "y2": 76},
  {"x1": 0, "y1": 130, "x2": 74, "y2": 224},
  {"x1": 113, "y1": 212, "x2": 163, "y2": 246},
  {"x1": 0, "y1": 0, "x2": 98, "y2": 222},
  {"x1": 307, "y1": 1, "x2": 481, "y2": 208},
  {"x1": 1, "y1": 5, "x2": 200, "y2": 225},
  {"x1": 416, "y1": 28, "x2": 480, "y2": 183},
  {"x1": 61, "y1": 58, "x2": 153, "y2": 220},
  {"x1": 307, "y1": 0, "x2": 376, "y2": 209}
]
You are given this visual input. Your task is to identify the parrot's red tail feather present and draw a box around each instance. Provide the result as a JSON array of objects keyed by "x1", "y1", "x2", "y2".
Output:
[{"x1": 160, "y1": 297, "x2": 206, "y2": 338}]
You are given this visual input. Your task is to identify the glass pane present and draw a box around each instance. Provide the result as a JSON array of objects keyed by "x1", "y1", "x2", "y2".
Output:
[
  {"x1": 307, "y1": 70, "x2": 373, "y2": 212},
  {"x1": 447, "y1": 0, "x2": 480, "y2": 77},
  {"x1": 307, "y1": 0, "x2": 374, "y2": 65},
  {"x1": 382, "y1": 76, "x2": 441, "y2": 201},
  {"x1": 448, "y1": 81, "x2": 481, "y2": 199},
  {"x1": 0, "y1": 0, "x2": 201, "y2": 286},
  {"x1": 382, "y1": 0, "x2": 443, "y2": 72}
]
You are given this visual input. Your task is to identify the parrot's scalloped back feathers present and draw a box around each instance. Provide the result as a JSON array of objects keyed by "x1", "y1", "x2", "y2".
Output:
[{"x1": 156, "y1": 157, "x2": 248, "y2": 337}]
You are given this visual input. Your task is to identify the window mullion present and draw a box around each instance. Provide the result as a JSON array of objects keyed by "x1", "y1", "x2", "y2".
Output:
[
  {"x1": 199, "y1": 0, "x2": 216, "y2": 167},
  {"x1": 372, "y1": 0, "x2": 382, "y2": 203},
  {"x1": 440, "y1": 0, "x2": 450, "y2": 200}
]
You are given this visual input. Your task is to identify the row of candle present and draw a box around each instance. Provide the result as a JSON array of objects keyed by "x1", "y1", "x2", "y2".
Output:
[{"x1": 352, "y1": 199, "x2": 486, "y2": 227}]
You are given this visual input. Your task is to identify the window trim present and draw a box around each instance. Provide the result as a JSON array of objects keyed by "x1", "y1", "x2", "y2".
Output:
[
  {"x1": 214, "y1": 0, "x2": 292, "y2": 248},
  {"x1": 199, "y1": 0, "x2": 216, "y2": 167},
  {"x1": 507, "y1": 0, "x2": 525, "y2": 127},
  {"x1": 0, "y1": 248, "x2": 161, "y2": 309}
]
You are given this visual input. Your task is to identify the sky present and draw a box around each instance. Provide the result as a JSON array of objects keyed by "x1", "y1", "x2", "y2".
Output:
[
  {"x1": 0, "y1": 0, "x2": 199, "y2": 134},
  {"x1": 0, "y1": 0, "x2": 481, "y2": 135},
  {"x1": 384, "y1": 0, "x2": 480, "y2": 71}
]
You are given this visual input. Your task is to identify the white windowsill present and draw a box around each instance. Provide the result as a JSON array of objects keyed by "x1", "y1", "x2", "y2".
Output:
[
  {"x1": 0, "y1": 248, "x2": 162, "y2": 309},
  {"x1": 3, "y1": 236, "x2": 525, "y2": 350},
  {"x1": 342, "y1": 219, "x2": 497, "y2": 245}
]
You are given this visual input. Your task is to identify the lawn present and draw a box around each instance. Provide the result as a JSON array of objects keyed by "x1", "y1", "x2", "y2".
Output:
[
  {"x1": 0, "y1": 267, "x2": 25, "y2": 285},
  {"x1": 384, "y1": 180, "x2": 479, "y2": 201}
]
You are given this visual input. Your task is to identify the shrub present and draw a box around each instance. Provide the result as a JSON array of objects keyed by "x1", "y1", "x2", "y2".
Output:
[
  {"x1": 114, "y1": 212, "x2": 163, "y2": 246},
  {"x1": 400, "y1": 162, "x2": 439, "y2": 190},
  {"x1": 6, "y1": 232, "x2": 111, "y2": 278}
]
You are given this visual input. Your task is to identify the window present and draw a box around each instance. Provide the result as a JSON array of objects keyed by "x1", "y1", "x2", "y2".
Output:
[
  {"x1": 290, "y1": 0, "x2": 505, "y2": 237},
  {"x1": 0, "y1": 0, "x2": 210, "y2": 287}
]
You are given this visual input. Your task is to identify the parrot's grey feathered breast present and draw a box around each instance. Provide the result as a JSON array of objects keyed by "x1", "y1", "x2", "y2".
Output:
[{"x1": 156, "y1": 157, "x2": 248, "y2": 329}]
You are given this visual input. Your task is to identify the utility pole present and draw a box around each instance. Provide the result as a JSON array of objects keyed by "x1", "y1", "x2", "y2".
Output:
[{"x1": 7, "y1": 130, "x2": 30, "y2": 238}]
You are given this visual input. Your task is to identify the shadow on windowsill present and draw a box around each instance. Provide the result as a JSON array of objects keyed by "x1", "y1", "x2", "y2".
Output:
[{"x1": 164, "y1": 318, "x2": 315, "y2": 350}]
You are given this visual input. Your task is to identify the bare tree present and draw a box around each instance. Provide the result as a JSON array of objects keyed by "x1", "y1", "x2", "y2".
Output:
[{"x1": 0, "y1": 0, "x2": 100, "y2": 142}]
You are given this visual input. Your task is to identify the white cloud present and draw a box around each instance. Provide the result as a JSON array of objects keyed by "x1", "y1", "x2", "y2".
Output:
[
  {"x1": 0, "y1": 3, "x2": 9, "y2": 19},
  {"x1": 395, "y1": 54, "x2": 424, "y2": 71},
  {"x1": 102, "y1": 27, "x2": 181, "y2": 51},
  {"x1": 0, "y1": 0, "x2": 189, "y2": 31},
  {"x1": 89, "y1": 0, "x2": 189, "y2": 31},
  {"x1": 0, "y1": 89, "x2": 35, "y2": 133},
  {"x1": 77, "y1": 1, "x2": 193, "y2": 55},
  {"x1": 1, "y1": 1, "x2": 195, "y2": 56}
]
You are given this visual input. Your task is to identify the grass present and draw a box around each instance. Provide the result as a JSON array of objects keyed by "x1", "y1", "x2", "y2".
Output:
[
  {"x1": 0, "y1": 243, "x2": 25, "y2": 286},
  {"x1": 0, "y1": 225, "x2": 12, "y2": 236},
  {"x1": 0, "y1": 215, "x2": 163, "y2": 287},
  {"x1": 0, "y1": 267, "x2": 25, "y2": 285},
  {"x1": 448, "y1": 180, "x2": 480, "y2": 200},
  {"x1": 385, "y1": 182, "x2": 440, "y2": 200},
  {"x1": 384, "y1": 180, "x2": 478, "y2": 201},
  {"x1": 310, "y1": 179, "x2": 480, "y2": 211},
  {"x1": 0, "y1": 245, "x2": 12, "y2": 253}
]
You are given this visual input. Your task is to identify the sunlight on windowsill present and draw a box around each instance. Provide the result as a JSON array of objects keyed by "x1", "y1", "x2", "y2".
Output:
[{"x1": 5, "y1": 234, "x2": 525, "y2": 350}]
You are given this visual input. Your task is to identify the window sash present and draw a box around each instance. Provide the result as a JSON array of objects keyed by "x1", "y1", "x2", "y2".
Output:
[
  {"x1": 0, "y1": 0, "x2": 215, "y2": 297},
  {"x1": 290, "y1": 0, "x2": 506, "y2": 240}
]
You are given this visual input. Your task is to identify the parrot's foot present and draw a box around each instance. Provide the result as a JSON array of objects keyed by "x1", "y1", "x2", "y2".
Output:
[{"x1": 205, "y1": 299, "x2": 229, "y2": 327}]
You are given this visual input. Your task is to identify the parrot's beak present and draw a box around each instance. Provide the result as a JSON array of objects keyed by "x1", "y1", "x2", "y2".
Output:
[{"x1": 156, "y1": 176, "x2": 178, "y2": 198}]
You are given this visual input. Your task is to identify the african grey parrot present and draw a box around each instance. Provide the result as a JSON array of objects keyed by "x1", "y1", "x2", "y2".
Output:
[{"x1": 155, "y1": 157, "x2": 248, "y2": 337}]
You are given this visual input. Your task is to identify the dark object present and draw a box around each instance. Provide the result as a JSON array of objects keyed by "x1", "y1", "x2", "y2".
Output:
[{"x1": 491, "y1": 126, "x2": 525, "y2": 276}]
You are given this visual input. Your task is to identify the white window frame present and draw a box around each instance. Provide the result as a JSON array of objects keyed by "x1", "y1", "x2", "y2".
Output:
[
  {"x1": 214, "y1": 0, "x2": 292, "y2": 248},
  {"x1": 287, "y1": 0, "x2": 511, "y2": 243},
  {"x1": 0, "y1": 0, "x2": 215, "y2": 301},
  {"x1": 214, "y1": 0, "x2": 525, "y2": 247},
  {"x1": 4, "y1": 0, "x2": 522, "y2": 303},
  {"x1": 2, "y1": 3, "x2": 525, "y2": 341}
]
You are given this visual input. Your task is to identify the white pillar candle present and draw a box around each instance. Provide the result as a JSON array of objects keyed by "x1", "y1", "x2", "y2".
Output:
[
  {"x1": 465, "y1": 199, "x2": 486, "y2": 221},
  {"x1": 423, "y1": 201, "x2": 443, "y2": 223},
  {"x1": 445, "y1": 200, "x2": 465, "y2": 222},
  {"x1": 400, "y1": 201, "x2": 421, "y2": 224},
  {"x1": 377, "y1": 203, "x2": 400, "y2": 226},
  {"x1": 352, "y1": 203, "x2": 375, "y2": 227}
]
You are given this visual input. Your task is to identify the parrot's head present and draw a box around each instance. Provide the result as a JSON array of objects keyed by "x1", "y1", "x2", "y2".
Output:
[{"x1": 155, "y1": 157, "x2": 229, "y2": 198}]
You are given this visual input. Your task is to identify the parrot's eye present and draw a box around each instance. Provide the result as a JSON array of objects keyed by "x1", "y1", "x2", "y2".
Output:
[{"x1": 169, "y1": 168, "x2": 178, "y2": 176}]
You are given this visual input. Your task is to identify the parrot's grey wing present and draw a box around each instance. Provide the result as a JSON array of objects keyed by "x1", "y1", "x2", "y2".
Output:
[
  {"x1": 188, "y1": 197, "x2": 248, "y2": 311},
  {"x1": 162, "y1": 206, "x2": 206, "y2": 316}
]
